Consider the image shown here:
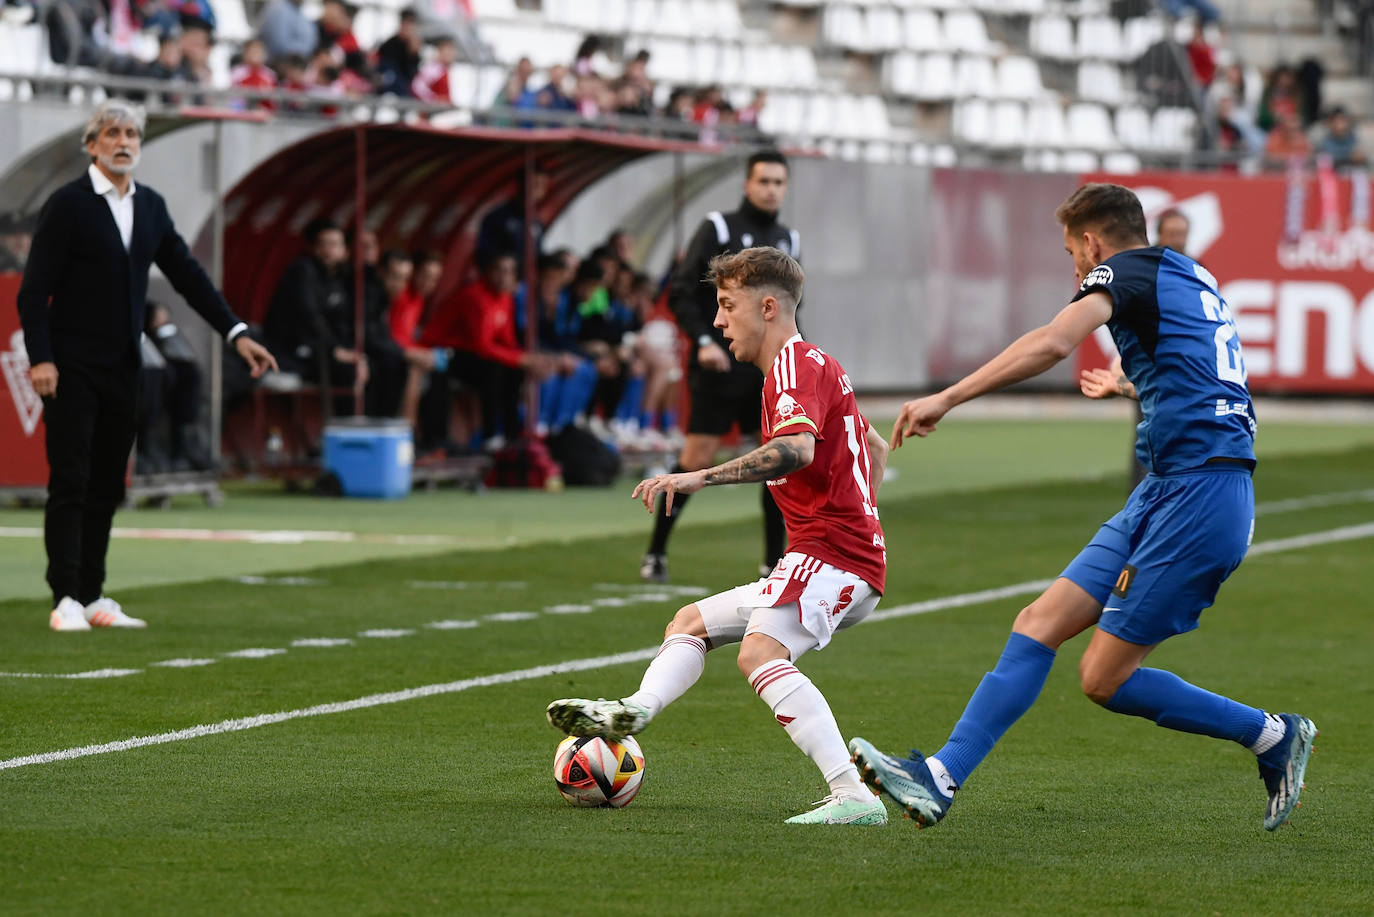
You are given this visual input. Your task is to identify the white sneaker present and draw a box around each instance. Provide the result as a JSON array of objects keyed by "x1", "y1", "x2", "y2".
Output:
[
  {"x1": 85, "y1": 597, "x2": 147, "y2": 629},
  {"x1": 49, "y1": 596, "x2": 91, "y2": 632}
]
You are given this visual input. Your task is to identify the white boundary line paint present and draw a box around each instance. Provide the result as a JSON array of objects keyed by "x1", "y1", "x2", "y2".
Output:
[
  {"x1": 4, "y1": 518, "x2": 1372, "y2": 772},
  {"x1": 1254, "y1": 488, "x2": 1374, "y2": 516}
]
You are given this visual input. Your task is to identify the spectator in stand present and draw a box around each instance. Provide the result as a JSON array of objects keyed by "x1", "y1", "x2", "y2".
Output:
[
  {"x1": 575, "y1": 254, "x2": 638, "y2": 442},
  {"x1": 0, "y1": 212, "x2": 33, "y2": 273},
  {"x1": 515, "y1": 253, "x2": 598, "y2": 437},
  {"x1": 623, "y1": 50, "x2": 652, "y2": 97},
  {"x1": 1265, "y1": 108, "x2": 1313, "y2": 167},
  {"x1": 1257, "y1": 65, "x2": 1302, "y2": 132},
  {"x1": 1211, "y1": 92, "x2": 1265, "y2": 167},
  {"x1": 1209, "y1": 60, "x2": 1262, "y2": 122},
  {"x1": 263, "y1": 219, "x2": 372, "y2": 409},
  {"x1": 418, "y1": 250, "x2": 546, "y2": 451},
  {"x1": 496, "y1": 56, "x2": 535, "y2": 107},
  {"x1": 345, "y1": 228, "x2": 407, "y2": 417},
  {"x1": 1186, "y1": 20, "x2": 1217, "y2": 88},
  {"x1": 628, "y1": 270, "x2": 683, "y2": 449},
  {"x1": 141, "y1": 33, "x2": 185, "y2": 81},
  {"x1": 317, "y1": 0, "x2": 360, "y2": 60},
  {"x1": 572, "y1": 34, "x2": 601, "y2": 77},
  {"x1": 1313, "y1": 106, "x2": 1367, "y2": 167},
  {"x1": 613, "y1": 78, "x2": 651, "y2": 117},
  {"x1": 738, "y1": 90, "x2": 767, "y2": 130},
  {"x1": 178, "y1": 16, "x2": 214, "y2": 85},
  {"x1": 231, "y1": 37, "x2": 277, "y2": 107},
  {"x1": 277, "y1": 53, "x2": 310, "y2": 96},
  {"x1": 376, "y1": 8, "x2": 423, "y2": 97},
  {"x1": 412, "y1": 36, "x2": 458, "y2": 104},
  {"x1": 258, "y1": 0, "x2": 316, "y2": 61},
  {"x1": 665, "y1": 87, "x2": 693, "y2": 120},
  {"x1": 476, "y1": 171, "x2": 548, "y2": 264},
  {"x1": 532, "y1": 64, "x2": 577, "y2": 113}
]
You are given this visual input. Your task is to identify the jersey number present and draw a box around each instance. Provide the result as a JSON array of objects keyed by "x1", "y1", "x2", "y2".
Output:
[
  {"x1": 1200, "y1": 290, "x2": 1246, "y2": 384},
  {"x1": 843, "y1": 415, "x2": 878, "y2": 519}
]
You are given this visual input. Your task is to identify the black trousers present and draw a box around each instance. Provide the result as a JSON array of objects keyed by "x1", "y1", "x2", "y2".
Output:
[
  {"x1": 43, "y1": 357, "x2": 139, "y2": 606},
  {"x1": 419, "y1": 351, "x2": 524, "y2": 447}
]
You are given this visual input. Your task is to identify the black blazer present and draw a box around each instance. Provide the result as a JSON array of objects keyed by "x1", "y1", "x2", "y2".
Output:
[{"x1": 16, "y1": 170, "x2": 242, "y2": 367}]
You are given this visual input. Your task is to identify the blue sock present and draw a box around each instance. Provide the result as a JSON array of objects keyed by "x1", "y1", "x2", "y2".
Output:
[
  {"x1": 1105, "y1": 668, "x2": 1265, "y2": 746},
  {"x1": 537, "y1": 376, "x2": 561, "y2": 429},
  {"x1": 617, "y1": 376, "x2": 646, "y2": 423},
  {"x1": 935, "y1": 633, "x2": 1057, "y2": 786}
]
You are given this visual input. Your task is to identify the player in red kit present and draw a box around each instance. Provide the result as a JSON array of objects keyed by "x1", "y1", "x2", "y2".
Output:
[{"x1": 548, "y1": 247, "x2": 890, "y2": 825}]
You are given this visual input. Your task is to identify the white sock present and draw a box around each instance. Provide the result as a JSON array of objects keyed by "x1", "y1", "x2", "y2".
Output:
[
  {"x1": 624, "y1": 634, "x2": 708, "y2": 718},
  {"x1": 749, "y1": 660, "x2": 863, "y2": 795},
  {"x1": 1248, "y1": 713, "x2": 1287, "y2": 756},
  {"x1": 924, "y1": 755, "x2": 958, "y2": 800}
]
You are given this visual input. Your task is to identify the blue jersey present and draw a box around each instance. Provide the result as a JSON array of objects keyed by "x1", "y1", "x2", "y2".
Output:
[{"x1": 1073, "y1": 247, "x2": 1256, "y2": 474}]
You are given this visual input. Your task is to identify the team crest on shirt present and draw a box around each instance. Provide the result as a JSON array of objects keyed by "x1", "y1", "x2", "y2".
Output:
[
  {"x1": 1080, "y1": 264, "x2": 1114, "y2": 291},
  {"x1": 773, "y1": 392, "x2": 807, "y2": 425}
]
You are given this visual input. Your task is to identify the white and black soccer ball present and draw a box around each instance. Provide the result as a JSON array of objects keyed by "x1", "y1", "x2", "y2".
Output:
[{"x1": 553, "y1": 735, "x2": 645, "y2": 808}]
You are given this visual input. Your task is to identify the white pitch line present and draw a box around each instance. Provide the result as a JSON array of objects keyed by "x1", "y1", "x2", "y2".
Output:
[
  {"x1": 0, "y1": 668, "x2": 142, "y2": 680},
  {"x1": 1255, "y1": 488, "x2": 1374, "y2": 516},
  {"x1": 5, "y1": 517, "x2": 1371, "y2": 771}
]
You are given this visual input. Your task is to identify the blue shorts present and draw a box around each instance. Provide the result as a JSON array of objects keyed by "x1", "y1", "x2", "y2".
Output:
[{"x1": 1060, "y1": 469, "x2": 1254, "y2": 646}]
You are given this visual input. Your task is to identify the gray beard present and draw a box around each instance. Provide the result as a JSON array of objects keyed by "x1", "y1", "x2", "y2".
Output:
[{"x1": 100, "y1": 151, "x2": 140, "y2": 175}]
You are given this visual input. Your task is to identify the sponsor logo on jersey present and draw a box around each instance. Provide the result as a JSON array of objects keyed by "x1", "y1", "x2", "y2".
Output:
[
  {"x1": 1081, "y1": 264, "x2": 1114, "y2": 291},
  {"x1": 805, "y1": 348, "x2": 825, "y2": 367},
  {"x1": 1, "y1": 330, "x2": 41, "y2": 437}
]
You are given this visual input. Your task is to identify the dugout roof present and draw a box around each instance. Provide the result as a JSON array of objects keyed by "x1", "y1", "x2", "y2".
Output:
[{"x1": 220, "y1": 123, "x2": 707, "y2": 323}]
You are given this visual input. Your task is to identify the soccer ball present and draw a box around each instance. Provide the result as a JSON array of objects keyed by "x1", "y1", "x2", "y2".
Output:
[{"x1": 553, "y1": 735, "x2": 645, "y2": 808}]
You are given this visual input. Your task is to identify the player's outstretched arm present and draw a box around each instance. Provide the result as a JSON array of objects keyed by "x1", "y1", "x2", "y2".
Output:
[
  {"x1": 892, "y1": 293, "x2": 1113, "y2": 449},
  {"x1": 631, "y1": 433, "x2": 816, "y2": 513},
  {"x1": 1079, "y1": 355, "x2": 1137, "y2": 400},
  {"x1": 864, "y1": 422, "x2": 889, "y2": 501}
]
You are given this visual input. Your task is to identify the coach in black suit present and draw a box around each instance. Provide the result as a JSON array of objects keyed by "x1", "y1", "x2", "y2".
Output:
[{"x1": 17, "y1": 100, "x2": 277, "y2": 632}]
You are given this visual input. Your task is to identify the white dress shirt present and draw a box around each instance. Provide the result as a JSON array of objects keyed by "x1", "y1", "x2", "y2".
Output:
[{"x1": 88, "y1": 163, "x2": 135, "y2": 252}]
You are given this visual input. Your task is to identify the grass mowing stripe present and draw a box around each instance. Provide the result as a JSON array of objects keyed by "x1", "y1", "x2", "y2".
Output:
[{"x1": 5, "y1": 517, "x2": 1371, "y2": 774}]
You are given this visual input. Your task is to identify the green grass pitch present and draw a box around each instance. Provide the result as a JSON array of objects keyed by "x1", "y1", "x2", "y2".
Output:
[{"x1": 1, "y1": 424, "x2": 1372, "y2": 916}]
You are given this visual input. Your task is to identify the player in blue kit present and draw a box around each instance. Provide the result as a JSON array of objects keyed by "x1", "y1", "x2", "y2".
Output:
[{"x1": 849, "y1": 183, "x2": 1316, "y2": 832}]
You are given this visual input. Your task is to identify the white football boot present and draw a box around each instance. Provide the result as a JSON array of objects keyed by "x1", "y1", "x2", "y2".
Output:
[
  {"x1": 85, "y1": 597, "x2": 148, "y2": 629},
  {"x1": 49, "y1": 596, "x2": 91, "y2": 632}
]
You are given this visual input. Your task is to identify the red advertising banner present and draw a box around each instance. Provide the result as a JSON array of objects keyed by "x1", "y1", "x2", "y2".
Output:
[
  {"x1": 1076, "y1": 170, "x2": 1374, "y2": 394},
  {"x1": 0, "y1": 273, "x2": 49, "y2": 489}
]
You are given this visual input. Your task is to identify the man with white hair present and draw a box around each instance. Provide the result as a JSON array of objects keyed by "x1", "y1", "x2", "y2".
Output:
[{"x1": 17, "y1": 100, "x2": 278, "y2": 632}]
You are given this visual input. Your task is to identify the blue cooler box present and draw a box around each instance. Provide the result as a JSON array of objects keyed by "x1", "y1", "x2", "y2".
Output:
[{"x1": 322, "y1": 418, "x2": 413, "y2": 499}]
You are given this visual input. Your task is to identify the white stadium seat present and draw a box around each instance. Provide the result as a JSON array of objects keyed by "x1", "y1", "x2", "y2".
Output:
[
  {"x1": 914, "y1": 53, "x2": 956, "y2": 100},
  {"x1": 1060, "y1": 150, "x2": 1100, "y2": 172},
  {"x1": 1029, "y1": 15, "x2": 1074, "y2": 61},
  {"x1": 1114, "y1": 105, "x2": 1153, "y2": 149},
  {"x1": 902, "y1": 9, "x2": 943, "y2": 51},
  {"x1": 885, "y1": 51, "x2": 919, "y2": 96},
  {"x1": 1075, "y1": 16, "x2": 1124, "y2": 61},
  {"x1": 942, "y1": 10, "x2": 992, "y2": 54},
  {"x1": 1077, "y1": 61, "x2": 1125, "y2": 105},
  {"x1": 953, "y1": 98, "x2": 992, "y2": 145},
  {"x1": 1066, "y1": 102, "x2": 1117, "y2": 151},
  {"x1": 994, "y1": 55, "x2": 1044, "y2": 100},
  {"x1": 1025, "y1": 99, "x2": 1068, "y2": 148},
  {"x1": 1122, "y1": 16, "x2": 1165, "y2": 58},
  {"x1": 1102, "y1": 152, "x2": 1143, "y2": 174},
  {"x1": 988, "y1": 100, "x2": 1027, "y2": 147},
  {"x1": 214, "y1": 0, "x2": 252, "y2": 42},
  {"x1": 953, "y1": 55, "x2": 997, "y2": 99},
  {"x1": 1153, "y1": 106, "x2": 1198, "y2": 152},
  {"x1": 865, "y1": 7, "x2": 903, "y2": 52}
]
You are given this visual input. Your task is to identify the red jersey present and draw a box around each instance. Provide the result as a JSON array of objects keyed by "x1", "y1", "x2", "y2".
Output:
[
  {"x1": 418, "y1": 280, "x2": 525, "y2": 368},
  {"x1": 412, "y1": 61, "x2": 451, "y2": 103},
  {"x1": 762, "y1": 334, "x2": 885, "y2": 592},
  {"x1": 389, "y1": 288, "x2": 426, "y2": 348}
]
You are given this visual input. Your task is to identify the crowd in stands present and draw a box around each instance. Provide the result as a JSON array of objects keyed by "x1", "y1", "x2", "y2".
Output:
[
  {"x1": 257, "y1": 190, "x2": 685, "y2": 463},
  {"x1": 1181, "y1": 8, "x2": 1369, "y2": 171}
]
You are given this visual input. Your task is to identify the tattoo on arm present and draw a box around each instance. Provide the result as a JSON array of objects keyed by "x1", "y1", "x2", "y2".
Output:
[{"x1": 704, "y1": 437, "x2": 809, "y2": 485}]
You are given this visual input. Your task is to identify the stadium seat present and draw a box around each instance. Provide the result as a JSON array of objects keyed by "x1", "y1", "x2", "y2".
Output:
[
  {"x1": 953, "y1": 98, "x2": 992, "y2": 145},
  {"x1": 805, "y1": 94, "x2": 840, "y2": 137},
  {"x1": 914, "y1": 53, "x2": 955, "y2": 101},
  {"x1": 1025, "y1": 99, "x2": 1068, "y2": 148},
  {"x1": 942, "y1": 10, "x2": 992, "y2": 54},
  {"x1": 1076, "y1": 61, "x2": 1125, "y2": 105},
  {"x1": 953, "y1": 55, "x2": 997, "y2": 99},
  {"x1": 588, "y1": 0, "x2": 630, "y2": 32},
  {"x1": 1066, "y1": 102, "x2": 1117, "y2": 151},
  {"x1": 824, "y1": 5, "x2": 866, "y2": 51},
  {"x1": 1114, "y1": 105, "x2": 1152, "y2": 149},
  {"x1": 1122, "y1": 16, "x2": 1165, "y2": 59},
  {"x1": 1101, "y1": 151, "x2": 1143, "y2": 174},
  {"x1": 711, "y1": 0, "x2": 743, "y2": 38},
  {"x1": 885, "y1": 51, "x2": 919, "y2": 97},
  {"x1": 717, "y1": 42, "x2": 743, "y2": 84},
  {"x1": 658, "y1": 0, "x2": 693, "y2": 36},
  {"x1": 858, "y1": 94, "x2": 892, "y2": 139},
  {"x1": 353, "y1": 8, "x2": 399, "y2": 54},
  {"x1": 988, "y1": 100, "x2": 1027, "y2": 148},
  {"x1": 627, "y1": 0, "x2": 657, "y2": 35},
  {"x1": 1029, "y1": 14, "x2": 1074, "y2": 61},
  {"x1": 470, "y1": 0, "x2": 516, "y2": 16},
  {"x1": 1060, "y1": 150, "x2": 1099, "y2": 172},
  {"x1": 1024, "y1": 149, "x2": 1061, "y2": 172},
  {"x1": 865, "y1": 7, "x2": 903, "y2": 52},
  {"x1": 208, "y1": 43, "x2": 232, "y2": 89},
  {"x1": 215, "y1": 0, "x2": 252, "y2": 42},
  {"x1": 0, "y1": 79, "x2": 10, "y2": 101},
  {"x1": 786, "y1": 46, "x2": 818, "y2": 88},
  {"x1": 1153, "y1": 106, "x2": 1198, "y2": 152},
  {"x1": 902, "y1": 9, "x2": 943, "y2": 51},
  {"x1": 449, "y1": 63, "x2": 478, "y2": 106},
  {"x1": 994, "y1": 55, "x2": 1044, "y2": 101},
  {"x1": 1075, "y1": 17, "x2": 1123, "y2": 61},
  {"x1": 689, "y1": 40, "x2": 720, "y2": 84}
]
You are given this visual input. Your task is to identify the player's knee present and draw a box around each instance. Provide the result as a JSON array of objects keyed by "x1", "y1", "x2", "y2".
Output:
[
  {"x1": 736, "y1": 635, "x2": 788, "y2": 677},
  {"x1": 1078, "y1": 660, "x2": 1122, "y2": 706},
  {"x1": 663, "y1": 604, "x2": 706, "y2": 640}
]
